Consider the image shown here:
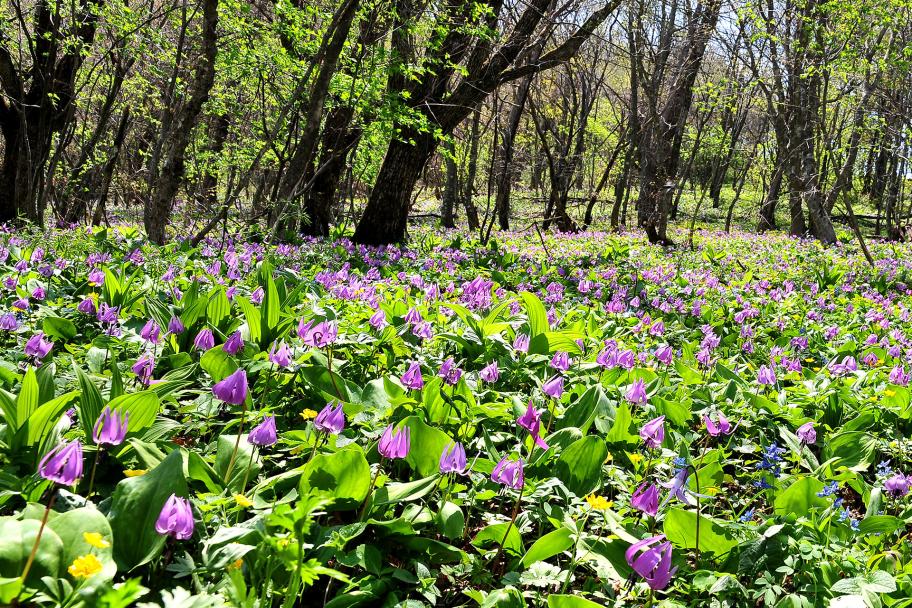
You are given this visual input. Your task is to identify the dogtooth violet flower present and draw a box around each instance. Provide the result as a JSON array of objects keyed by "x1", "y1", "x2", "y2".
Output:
[
  {"x1": 193, "y1": 328, "x2": 215, "y2": 351},
  {"x1": 25, "y1": 332, "x2": 53, "y2": 359},
  {"x1": 797, "y1": 421, "x2": 816, "y2": 445},
  {"x1": 631, "y1": 482, "x2": 660, "y2": 516},
  {"x1": 542, "y1": 375, "x2": 564, "y2": 399},
  {"x1": 39, "y1": 440, "x2": 83, "y2": 485},
  {"x1": 167, "y1": 316, "x2": 185, "y2": 335},
  {"x1": 639, "y1": 416, "x2": 665, "y2": 449},
  {"x1": 517, "y1": 401, "x2": 549, "y2": 450},
  {"x1": 378, "y1": 424, "x2": 410, "y2": 459},
  {"x1": 439, "y1": 442, "x2": 467, "y2": 474},
  {"x1": 626, "y1": 379, "x2": 648, "y2": 405},
  {"x1": 212, "y1": 368, "x2": 248, "y2": 405},
  {"x1": 155, "y1": 494, "x2": 195, "y2": 540},
  {"x1": 704, "y1": 412, "x2": 732, "y2": 437},
  {"x1": 301, "y1": 320, "x2": 338, "y2": 348},
  {"x1": 625, "y1": 535, "x2": 677, "y2": 590},
  {"x1": 401, "y1": 361, "x2": 424, "y2": 390},
  {"x1": 885, "y1": 473, "x2": 910, "y2": 497},
  {"x1": 550, "y1": 351, "x2": 570, "y2": 371},
  {"x1": 132, "y1": 354, "x2": 154, "y2": 385},
  {"x1": 223, "y1": 330, "x2": 244, "y2": 355},
  {"x1": 248, "y1": 415, "x2": 278, "y2": 447},
  {"x1": 479, "y1": 361, "x2": 499, "y2": 383},
  {"x1": 438, "y1": 357, "x2": 462, "y2": 385},
  {"x1": 314, "y1": 401, "x2": 345, "y2": 434},
  {"x1": 93, "y1": 407, "x2": 128, "y2": 446},
  {"x1": 757, "y1": 365, "x2": 777, "y2": 385},
  {"x1": 140, "y1": 319, "x2": 161, "y2": 344},
  {"x1": 491, "y1": 455, "x2": 524, "y2": 489},
  {"x1": 268, "y1": 341, "x2": 293, "y2": 368},
  {"x1": 513, "y1": 333, "x2": 530, "y2": 353}
]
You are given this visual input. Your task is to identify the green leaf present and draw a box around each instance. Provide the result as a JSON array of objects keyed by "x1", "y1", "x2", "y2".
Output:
[
  {"x1": 437, "y1": 501, "x2": 464, "y2": 540},
  {"x1": 605, "y1": 402, "x2": 636, "y2": 443},
  {"x1": 0, "y1": 517, "x2": 64, "y2": 591},
  {"x1": 108, "y1": 391, "x2": 161, "y2": 435},
  {"x1": 548, "y1": 595, "x2": 605, "y2": 608},
  {"x1": 555, "y1": 436, "x2": 607, "y2": 496},
  {"x1": 773, "y1": 477, "x2": 829, "y2": 516},
  {"x1": 519, "y1": 291, "x2": 549, "y2": 336},
  {"x1": 857, "y1": 515, "x2": 904, "y2": 535},
  {"x1": 15, "y1": 391, "x2": 79, "y2": 448},
  {"x1": 42, "y1": 317, "x2": 76, "y2": 341},
  {"x1": 16, "y1": 368, "x2": 39, "y2": 427},
  {"x1": 299, "y1": 445, "x2": 370, "y2": 509},
  {"x1": 75, "y1": 367, "x2": 105, "y2": 439},
  {"x1": 823, "y1": 431, "x2": 877, "y2": 472},
  {"x1": 663, "y1": 507, "x2": 738, "y2": 557},
  {"x1": 43, "y1": 507, "x2": 117, "y2": 587},
  {"x1": 373, "y1": 474, "x2": 439, "y2": 505},
  {"x1": 215, "y1": 434, "x2": 261, "y2": 493},
  {"x1": 472, "y1": 522, "x2": 523, "y2": 556},
  {"x1": 402, "y1": 416, "x2": 453, "y2": 477},
  {"x1": 108, "y1": 449, "x2": 188, "y2": 570},
  {"x1": 207, "y1": 288, "x2": 231, "y2": 326},
  {"x1": 200, "y1": 347, "x2": 237, "y2": 383},
  {"x1": 521, "y1": 527, "x2": 574, "y2": 567}
]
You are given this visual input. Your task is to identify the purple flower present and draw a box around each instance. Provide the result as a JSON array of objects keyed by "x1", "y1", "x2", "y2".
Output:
[
  {"x1": 661, "y1": 467, "x2": 692, "y2": 505},
  {"x1": 0, "y1": 313, "x2": 18, "y2": 330},
  {"x1": 479, "y1": 361, "x2": 499, "y2": 383},
  {"x1": 132, "y1": 354, "x2": 154, "y2": 385},
  {"x1": 39, "y1": 440, "x2": 83, "y2": 485},
  {"x1": 97, "y1": 303, "x2": 119, "y2": 324},
  {"x1": 796, "y1": 421, "x2": 816, "y2": 445},
  {"x1": 517, "y1": 401, "x2": 549, "y2": 450},
  {"x1": 704, "y1": 413, "x2": 732, "y2": 437},
  {"x1": 193, "y1": 328, "x2": 215, "y2": 351},
  {"x1": 301, "y1": 320, "x2": 338, "y2": 348},
  {"x1": 378, "y1": 424, "x2": 410, "y2": 459},
  {"x1": 314, "y1": 401, "x2": 345, "y2": 434},
  {"x1": 513, "y1": 333, "x2": 530, "y2": 353},
  {"x1": 168, "y1": 316, "x2": 185, "y2": 335},
  {"x1": 542, "y1": 375, "x2": 564, "y2": 399},
  {"x1": 77, "y1": 297, "x2": 96, "y2": 315},
  {"x1": 93, "y1": 406, "x2": 128, "y2": 446},
  {"x1": 625, "y1": 535, "x2": 677, "y2": 590},
  {"x1": 491, "y1": 455, "x2": 524, "y2": 489},
  {"x1": 884, "y1": 473, "x2": 910, "y2": 497},
  {"x1": 655, "y1": 345, "x2": 673, "y2": 365},
  {"x1": 757, "y1": 365, "x2": 777, "y2": 386},
  {"x1": 25, "y1": 332, "x2": 53, "y2": 359},
  {"x1": 87, "y1": 268, "x2": 105, "y2": 286},
  {"x1": 550, "y1": 351, "x2": 570, "y2": 371},
  {"x1": 223, "y1": 331, "x2": 243, "y2": 355},
  {"x1": 640, "y1": 416, "x2": 665, "y2": 449},
  {"x1": 440, "y1": 442, "x2": 467, "y2": 474},
  {"x1": 369, "y1": 311, "x2": 387, "y2": 330},
  {"x1": 403, "y1": 307, "x2": 422, "y2": 324},
  {"x1": 250, "y1": 287, "x2": 264, "y2": 305},
  {"x1": 631, "y1": 482, "x2": 659, "y2": 516},
  {"x1": 31, "y1": 286, "x2": 45, "y2": 301},
  {"x1": 401, "y1": 361, "x2": 424, "y2": 390},
  {"x1": 248, "y1": 415, "x2": 277, "y2": 447},
  {"x1": 212, "y1": 368, "x2": 248, "y2": 405},
  {"x1": 140, "y1": 319, "x2": 161, "y2": 344},
  {"x1": 268, "y1": 341, "x2": 293, "y2": 368},
  {"x1": 626, "y1": 379, "x2": 647, "y2": 405},
  {"x1": 438, "y1": 358, "x2": 462, "y2": 385},
  {"x1": 889, "y1": 365, "x2": 910, "y2": 386},
  {"x1": 155, "y1": 494, "x2": 195, "y2": 540},
  {"x1": 12, "y1": 297, "x2": 28, "y2": 310}
]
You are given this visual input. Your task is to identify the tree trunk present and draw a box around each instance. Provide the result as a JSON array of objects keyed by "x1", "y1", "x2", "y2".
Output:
[
  {"x1": 144, "y1": 0, "x2": 219, "y2": 244},
  {"x1": 441, "y1": 139, "x2": 459, "y2": 228}
]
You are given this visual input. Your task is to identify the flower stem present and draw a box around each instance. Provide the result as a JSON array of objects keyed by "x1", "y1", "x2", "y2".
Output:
[
  {"x1": 326, "y1": 346, "x2": 343, "y2": 400},
  {"x1": 240, "y1": 445, "x2": 259, "y2": 496},
  {"x1": 689, "y1": 464, "x2": 702, "y2": 564},
  {"x1": 224, "y1": 401, "x2": 248, "y2": 484},
  {"x1": 491, "y1": 484, "x2": 524, "y2": 572},
  {"x1": 358, "y1": 458, "x2": 384, "y2": 520},
  {"x1": 19, "y1": 492, "x2": 56, "y2": 592},
  {"x1": 86, "y1": 447, "x2": 103, "y2": 498}
]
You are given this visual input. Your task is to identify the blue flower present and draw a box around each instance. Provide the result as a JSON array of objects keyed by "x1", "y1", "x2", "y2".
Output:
[
  {"x1": 673, "y1": 456, "x2": 687, "y2": 470},
  {"x1": 816, "y1": 481, "x2": 839, "y2": 498},
  {"x1": 753, "y1": 477, "x2": 773, "y2": 489},
  {"x1": 739, "y1": 508, "x2": 755, "y2": 522},
  {"x1": 877, "y1": 460, "x2": 892, "y2": 476}
]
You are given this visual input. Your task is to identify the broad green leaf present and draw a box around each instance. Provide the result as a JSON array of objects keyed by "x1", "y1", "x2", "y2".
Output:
[
  {"x1": 42, "y1": 316, "x2": 76, "y2": 341},
  {"x1": 437, "y1": 501, "x2": 464, "y2": 540},
  {"x1": 773, "y1": 477, "x2": 829, "y2": 516},
  {"x1": 0, "y1": 517, "x2": 64, "y2": 591},
  {"x1": 299, "y1": 445, "x2": 370, "y2": 509},
  {"x1": 521, "y1": 527, "x2": 574, "y2": 567},
  {"x1": 472, "y1": 522, "x2": 523, "y2": 556},
  {"x1": 555, "y1": 436, "x2": 607, "y2": 496},
  {"x1": 108, "y1": 449, "x2": 188, "y2": 570},
  {"x1": 402, "y1": 416, "x2": 453, "y2": 477},
  {"x1": 663, "y1": 507, "x2": 738, "y2": 557}
]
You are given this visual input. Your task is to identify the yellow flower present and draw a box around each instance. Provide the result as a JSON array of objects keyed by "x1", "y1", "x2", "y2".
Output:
[
  {"x1": 628, "y1": 453, "x2": 644, "y2": 466},
  {"x1": 124, "y1": 469, "x2": 147, "y2": 477},
  {"x1": 234, "y1": 494, "x2": 253, "y2": 508},
  {"x1": 585, "y1": 494, "x2": 612, "y2": 510},
  {"x1": 83, "y1": 532, "x2": 110, "y2": 549},
  {"x1": 885, "y1": 389, "x2": 897, "y2": 398},
  {"x1": 300, "y1": 409, "x2": 318, "y2": 420},
  {"x1": 229, "y1": 558, "x2": 243, "y2": 570},
  {"x1": 68, "y1": 554, "x2": 103, "y2": 579}
]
